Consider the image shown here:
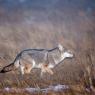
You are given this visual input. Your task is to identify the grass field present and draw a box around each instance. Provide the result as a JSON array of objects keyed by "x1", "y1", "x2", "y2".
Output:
[{"x1": 0, "y1": 0, "x2": 95, "y2": 95}]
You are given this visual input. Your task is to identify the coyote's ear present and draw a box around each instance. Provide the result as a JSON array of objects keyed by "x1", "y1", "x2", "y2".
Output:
[{"x1": 58, "y1": 44, "x2": 64, "y2": 51}]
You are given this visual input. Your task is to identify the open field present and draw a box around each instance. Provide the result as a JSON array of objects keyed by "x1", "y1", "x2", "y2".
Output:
[{"x1": 0, "y1": 0, "x2": 95, "y2": 95}]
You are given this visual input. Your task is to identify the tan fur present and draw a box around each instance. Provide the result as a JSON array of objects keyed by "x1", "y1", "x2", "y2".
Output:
[
  {"x1": 41, "y1": 64, "x2": 54, "y2": 75},
  {"x1": 24, "y1": 64, "x2": 33, "y2": 74},
  {"x1": 45, "y1": 67, "x2": 54, "y2": 75}
]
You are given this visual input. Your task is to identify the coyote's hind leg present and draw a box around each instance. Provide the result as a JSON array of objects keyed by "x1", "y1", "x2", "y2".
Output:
[{"x1": 24, "y1": 64, "x2": 32, "y2": 74}]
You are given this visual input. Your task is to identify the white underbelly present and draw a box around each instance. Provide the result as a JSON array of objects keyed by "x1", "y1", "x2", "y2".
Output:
[
  {"x1": 48, "y1": 64, "x2": 55, "y2": 68},
  {"x1": 32, "y1": 59, "x2": 42, "y2": 68},
  {"x1": 34, "y1": 64, "x2": 42, "y2": 68}
]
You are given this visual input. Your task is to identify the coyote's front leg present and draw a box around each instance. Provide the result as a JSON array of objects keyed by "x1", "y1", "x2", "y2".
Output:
[
  {"x1": 45, "y1": 67, "x2": 54, "y2": 75},
  {"x1": 41, "y1": 64, "x2": 54, "y2": 76},
  {"x1": 40, "y1": 68, "x2": 46, "y2": 77}
]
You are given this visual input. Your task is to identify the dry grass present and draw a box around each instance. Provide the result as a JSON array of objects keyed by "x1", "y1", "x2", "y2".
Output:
[
  {"x1": 0, "y1": 1, "x2": 95, "y2": 94},
  {"x1": 0, "y1": 24, "x2": 95, "y2": 94}
]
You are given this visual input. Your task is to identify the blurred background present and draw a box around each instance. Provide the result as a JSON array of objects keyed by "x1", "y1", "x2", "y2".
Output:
[{"x1": 0, "y1": 0, "x2": 95, "y2": 87}]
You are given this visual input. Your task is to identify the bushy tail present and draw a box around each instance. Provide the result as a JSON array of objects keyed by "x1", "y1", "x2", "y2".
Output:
[
  {"x1": 0, "y1": 63, "x2": 15, "y2": 73},
  {"x1": 0, "y1": 51, "x2": 22, "y2": 73}
]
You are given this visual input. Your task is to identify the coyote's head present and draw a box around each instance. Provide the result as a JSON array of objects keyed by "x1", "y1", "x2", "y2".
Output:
[
  {"x1": 58, "y1": 44, "x2": 74, "y2": 60},
  {"x1": 48, "y1": 44, "x2": 74, "y2": 69}
]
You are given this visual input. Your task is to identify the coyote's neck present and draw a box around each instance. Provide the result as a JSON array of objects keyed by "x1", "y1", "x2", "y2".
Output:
[
  {"x1": 54, "y1": 55, "x2": 66, "y2": 65},
  {"x1": 48, "y1": 56, "x2": 66, "y2": 68}
]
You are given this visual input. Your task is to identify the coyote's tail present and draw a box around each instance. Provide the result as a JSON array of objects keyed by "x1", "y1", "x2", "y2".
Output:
[
  {"x1": 0, "y1": 51, "x2": 22, "y2": 73},
  {"x1": 0, "y1": 63, "x2": 15, "y2": 73}
]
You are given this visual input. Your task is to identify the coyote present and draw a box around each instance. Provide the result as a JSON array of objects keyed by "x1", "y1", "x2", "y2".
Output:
[{"x1": 0, "y1": 44, "x2": 74, "y2": 76}]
